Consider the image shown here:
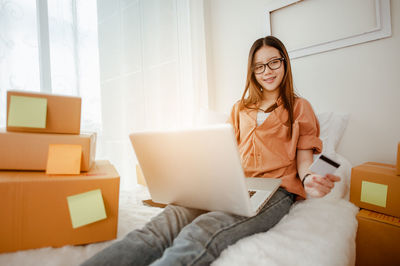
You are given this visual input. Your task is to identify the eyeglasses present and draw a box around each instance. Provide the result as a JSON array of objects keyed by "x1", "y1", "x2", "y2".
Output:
[{"x1": 253, "y1": 58, "x2": 285, "y2": 74}]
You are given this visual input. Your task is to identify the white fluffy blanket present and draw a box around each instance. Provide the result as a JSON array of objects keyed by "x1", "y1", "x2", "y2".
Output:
[
  {"x1": 0, "y1": 155, "x2": 358, "y2": 266},
  {"x1": 213, "y1": 198, "x2": 358, "y2": 266}
]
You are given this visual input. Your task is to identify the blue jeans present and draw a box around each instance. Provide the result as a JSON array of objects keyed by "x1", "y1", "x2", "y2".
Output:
[{"x1": 81, "y1": 188, "x2": 294, "y2": 266}]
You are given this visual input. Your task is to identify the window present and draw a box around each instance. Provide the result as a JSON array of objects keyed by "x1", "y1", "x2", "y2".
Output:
[{"x1": 0, "y1": 0, "x2": 101, "y2": 131}]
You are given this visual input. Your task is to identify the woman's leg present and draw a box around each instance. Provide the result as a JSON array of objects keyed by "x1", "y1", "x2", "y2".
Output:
[
  {"x1": 81, "y1": 205, "x2": 206, "y2": 266},
  {"x1": 151, "y1": 188, "x2": 294, "y2": 266}
]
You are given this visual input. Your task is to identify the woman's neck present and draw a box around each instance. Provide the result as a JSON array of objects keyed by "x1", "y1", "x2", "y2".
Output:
[
  {"x1": 259, "y1": 90, "x2": 279, "y2": 110},
  {"x1": 262, "y1": 89, "x2": 279, "y2": 102}
]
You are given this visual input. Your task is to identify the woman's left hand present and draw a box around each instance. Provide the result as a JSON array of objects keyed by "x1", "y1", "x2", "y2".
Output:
[{"x1": 303, "y1": 174, "x2": 341, "y2": 198}]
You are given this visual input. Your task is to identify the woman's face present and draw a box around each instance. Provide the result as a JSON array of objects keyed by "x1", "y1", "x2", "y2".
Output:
[{"x1": 253, "y1": 46, "x2": 285, "y2": 93}]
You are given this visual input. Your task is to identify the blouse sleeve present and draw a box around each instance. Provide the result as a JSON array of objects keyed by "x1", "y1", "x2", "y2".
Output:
[
  {"x1": 294, "y1": 98, "x2": 322, "y2": 153},
  {"x1": 227, "y1": 101, "x2": 241, "y2": 143}
]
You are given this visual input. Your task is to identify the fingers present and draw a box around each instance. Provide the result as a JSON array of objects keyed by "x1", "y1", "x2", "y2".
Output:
[
  {"x1": 306, "y1": 188, "x2": 329, "y2": 198},
  {"x1": 304, "y1": 178, "x2": 330, "y2": 198},
  {"x1": 311, "y1": 179, "x2": 331, "y2": 194},
  {"x1": 326, "y1": 174, "x2": 341, "y2": 182},
  {"x1": 304, "y1": 174, "x2": 341, "y2": 198},
  {"x1": 315, "y1": 175, "x2": 335, "y2": 189},
  {"x1": 306, "y1": 175, "x2": 334, "y2": 189}
]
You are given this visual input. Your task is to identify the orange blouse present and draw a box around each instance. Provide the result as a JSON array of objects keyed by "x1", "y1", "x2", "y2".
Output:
[{"x1": 228, "y1": 97, "x2": 322, "y2": 198}]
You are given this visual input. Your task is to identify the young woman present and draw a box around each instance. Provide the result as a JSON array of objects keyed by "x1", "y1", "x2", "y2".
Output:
[{"x1": 81, "y1": 36, "x2": 340, "y2": 266}]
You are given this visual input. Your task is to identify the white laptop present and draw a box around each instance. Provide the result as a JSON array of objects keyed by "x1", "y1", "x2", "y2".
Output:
[{"x1": 129, "y1": 124, "x2": 281, "y2": 217}]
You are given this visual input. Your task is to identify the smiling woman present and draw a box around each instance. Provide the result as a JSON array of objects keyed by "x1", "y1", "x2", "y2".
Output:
[{"x1": 253, "y1": 47, "x2": 285, "y2": 94}]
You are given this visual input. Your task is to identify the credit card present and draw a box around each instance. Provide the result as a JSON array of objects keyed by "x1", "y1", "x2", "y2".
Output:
[{"x1": 309, "y1": 154, "x2": 340, "y2": 176}]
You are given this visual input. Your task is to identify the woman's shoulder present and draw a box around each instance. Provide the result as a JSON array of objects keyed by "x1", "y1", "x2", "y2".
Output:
[
  {"x1": 230, "y1": 100, "x2": 241, "y2": 113},
  {"x1": 231, "y1": 99, "x2": 254, "y2": 112},
  {"x1": 293, "y1": 97, "x2": 316, "y2": 116},
  {"x1": 233, "y1": 99, "x2": 241, "y2": 108},
  {"x1": 294, "y1": 97, "x2": 313, "y2": 108},
  {"x1": 294, "y1": 97, "x2": 311, "y2": 106},
  {"x1": 229, "y1": 100, "x2": 244, "y2": 119}
]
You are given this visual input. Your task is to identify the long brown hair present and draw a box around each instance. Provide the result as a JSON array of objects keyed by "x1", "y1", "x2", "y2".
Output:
[{"x1": 240, "y1": 36, "x2": 297, "y2": 138}]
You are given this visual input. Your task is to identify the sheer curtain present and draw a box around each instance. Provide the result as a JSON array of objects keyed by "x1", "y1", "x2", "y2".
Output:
[
  {"x1": 0, "y1": 0, "x2": 101, "y2": 132},
  {"x1": 97, "y1": 0, "x2": 208, "y2": 189}
]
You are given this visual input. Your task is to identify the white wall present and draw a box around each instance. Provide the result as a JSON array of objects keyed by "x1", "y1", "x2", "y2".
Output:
[{"x1": 204, "y1": 0, "x2": 400, "y2": 166}]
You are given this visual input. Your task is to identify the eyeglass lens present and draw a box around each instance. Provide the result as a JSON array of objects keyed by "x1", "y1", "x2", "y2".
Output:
[{"x1": 253, "y1": 58, "x2": 283, "y2": 74}]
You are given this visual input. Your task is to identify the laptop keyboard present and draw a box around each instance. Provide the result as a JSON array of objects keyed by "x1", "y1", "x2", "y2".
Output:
[{"x1": 248, "y1": 190, "x2": 256, "y2": 198}]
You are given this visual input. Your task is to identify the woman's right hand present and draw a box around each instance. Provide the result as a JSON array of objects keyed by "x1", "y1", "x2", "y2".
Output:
[{"x1": 304, "y1": 174, "x2": 341, "y2": 198}]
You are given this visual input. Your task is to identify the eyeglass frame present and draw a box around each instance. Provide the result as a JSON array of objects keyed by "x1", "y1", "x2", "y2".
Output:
[{"x1": 252, "y1": 57, "x2": 285, "y2": 74}]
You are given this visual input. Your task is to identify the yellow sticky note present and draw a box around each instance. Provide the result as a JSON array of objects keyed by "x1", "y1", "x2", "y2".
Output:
[
  {"x1": 67, "y1": 189, "x2": 107, "y2": 229},
  {"x1": 8, "y1": 95, "x2": 47, "y2": 128},
  {"x1": 46, "y1": 144, "x2": 82, "y2": 174},
  {"x1": 361, "y1": 180, "x2": 388, "y2": 207}
]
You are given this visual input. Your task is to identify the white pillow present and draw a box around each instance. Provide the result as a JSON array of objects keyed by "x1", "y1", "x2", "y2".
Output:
[
  {"x1": 317, "y1": 112, "x2": 350, "y2": 158},
  {"x1": 316, "y1": 112, "x2": 351, "y2": 200}
]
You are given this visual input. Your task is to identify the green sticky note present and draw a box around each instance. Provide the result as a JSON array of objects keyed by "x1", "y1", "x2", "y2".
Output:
[
  {"x1": 8, "y1": 95, "x2": 47, "y2": 128},
  {"x1": 360, "y1": 181, "x2": 388, "y2": 207},
  {"x1": 67, "y1": 189, "x2": 107, "y2": 229}
]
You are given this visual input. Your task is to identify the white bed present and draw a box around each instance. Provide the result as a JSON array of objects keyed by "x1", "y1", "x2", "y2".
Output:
[{"x1": 0, "y1": 112, "x2": 359, "y2": 266}]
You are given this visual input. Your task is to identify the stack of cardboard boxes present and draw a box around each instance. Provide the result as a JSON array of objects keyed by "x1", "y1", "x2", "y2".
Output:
[
  {"x1": 350, "y1": 143, "x2": 400, "y2": 266},
  {"x1": 0, "y1": 91, "x2": 120, "y2": 253}
]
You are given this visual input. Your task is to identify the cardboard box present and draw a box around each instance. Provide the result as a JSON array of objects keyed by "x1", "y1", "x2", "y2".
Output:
[
  {"x1": 350, "y1": 162, "x2": 400, "y2": 218},
  {"x1": 397, "y1": 142, "x2": 400, "y2": 175},
  {"x1": 7, "y1": 90, "x2": 81, "y2": 134},
  {"x1": 0, "y1": 160, "x2": 120, "y2": 253},
  {"x1": 356, "y1": 209, "x2": 400, "y2": 266},
  {"x1": 0, "y1": 129, "x2": 96, "y2": 171}
]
